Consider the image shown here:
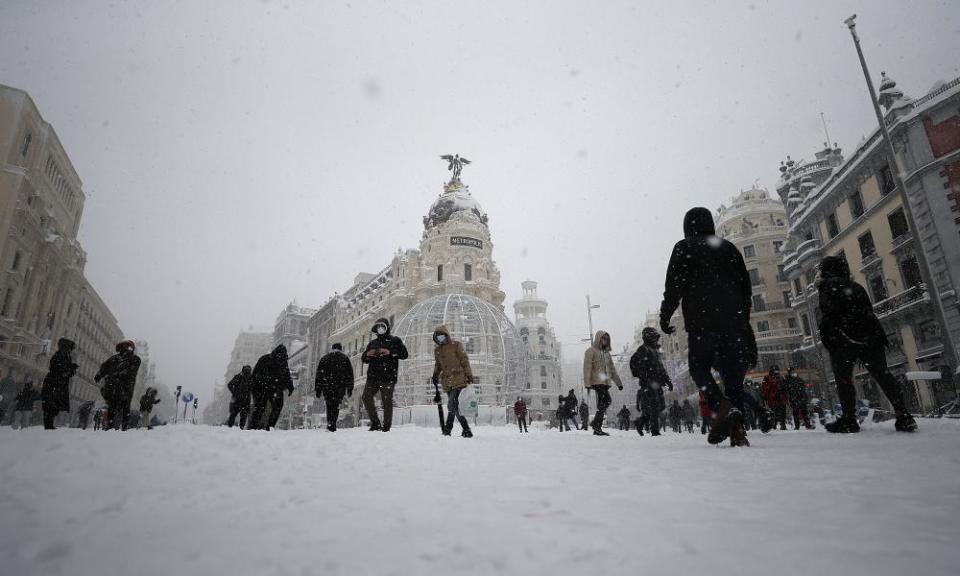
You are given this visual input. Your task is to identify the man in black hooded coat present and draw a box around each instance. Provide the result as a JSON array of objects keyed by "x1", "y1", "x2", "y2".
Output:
[
  {"x1": 660, "y1": 207, "x2": 756, "y2": 447},
  {"x1": 315, "y1": 343, "x2": 354, "y2": 432},
  {"x1": 226, "y1": 365, "x2": 254, "y2": 428},
  {"x1": 95, "y1": 340, "x2": 142, "y2": 430},
  {"x1": 817, "y1": 255, "x2": 916, "y2": 433},
  {"x1": 41, "y1": 338, "x2": 78, "y2": 429},
  {"x1": 250, "y1": 345, "x2": 294, "y2": 430},
  {"x1": 361, "y1": 318, "x2": 408, "y2": 432},
  {"x1": 630, "y1": 327, "x2": 673, "y2": 436}
]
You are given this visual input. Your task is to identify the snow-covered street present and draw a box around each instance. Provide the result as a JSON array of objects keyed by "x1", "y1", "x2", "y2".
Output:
[{"x1": 2, "y1": 421, "x2": 959, "y2": 576}]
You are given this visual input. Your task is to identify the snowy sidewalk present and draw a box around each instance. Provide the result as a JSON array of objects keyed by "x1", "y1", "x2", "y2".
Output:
[{"x1": 1, "y1": 420, "x2": 959, "y2": 576}]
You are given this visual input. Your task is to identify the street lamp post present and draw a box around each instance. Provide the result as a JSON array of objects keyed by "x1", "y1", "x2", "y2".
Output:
[
  {"x1": 844, "y1": 14, "x2": 958, "y2": 372},
  {"x1": 583, "y1": 296, "x2": 601, "y2": 404}
]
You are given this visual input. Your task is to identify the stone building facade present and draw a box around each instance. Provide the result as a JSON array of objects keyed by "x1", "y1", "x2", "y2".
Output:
[
  {"x1": 0, "y1": 84, "x2": 127, "y2": 415},
  {"x1": 716, "y1": 187, "x2": 804, "y2": 379},
  {"x1": 778, "y1": 73, "x2": 960, "y2": 411},
  {"x1": 513, "y1": 281, "x2": 563, "y2": 418}
]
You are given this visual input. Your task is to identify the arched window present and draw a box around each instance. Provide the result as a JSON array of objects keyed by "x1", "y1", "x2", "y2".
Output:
[{"x1": 540, "y1": 366, "x2": 547, "y2": 377}]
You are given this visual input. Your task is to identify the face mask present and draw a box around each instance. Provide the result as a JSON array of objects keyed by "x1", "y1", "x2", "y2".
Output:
[
  {"x1": 436, "y1": 335, "x2": 447, "y2": 344},
  {"x1": 375, "y1": 327, "x2": 386, "y2": 335}
]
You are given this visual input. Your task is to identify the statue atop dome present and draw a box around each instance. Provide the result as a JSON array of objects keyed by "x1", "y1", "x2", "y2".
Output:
[{"x1": 440, "y1": 154, "x2": 471, "y2": 182}]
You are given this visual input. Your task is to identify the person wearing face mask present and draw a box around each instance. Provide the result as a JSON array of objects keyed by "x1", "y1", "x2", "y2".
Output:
[
  {"x1": 361, "y1": 318, "x2": 408, "y2": 432},
  {"x1": 431, "y1": 326, "x2": 473, "y2": 437},
  {"x1": 249, "y1": 345, "x2": 294, "y2": 431},
  {"x1": 583, "y1": 330, "x2": 623, "y2": 436},
  {"x1": 630, "y1": 327, "x2": 673, "y2": 437},
  {"x1": 226, "y1": 365, "x2": 255, "y2": 428}
]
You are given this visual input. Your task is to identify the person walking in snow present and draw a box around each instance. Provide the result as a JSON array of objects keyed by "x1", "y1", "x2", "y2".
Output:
[
  {"x1": 630, "y1": 327, "x2": 673, "y2": 437},
  {"x1": 315, "y1": 343, "x2": 354, "y2": 432},
  {"x1": 660, "y1": 207, "x2": 756, "y2": 447},
  {"x1": 564, "y1": 390, "x2": 581, "y2": 430},
  {"x1": 816, "y1": 255, "x2": 917, "y2": 433},
  {"x1": 513, "y1": 397, "x2": 529, "y2": 432},
  {"x1": 93, "y1": 407, "x2": 102, "y2": 430},
  {"x1": 556, "y1": 395, "x2": 570, "y2": 431},
  {"x1": 698, "y1": 390, "x2": 712, "y2": 434},
  {"x1": 226, "y1": 365, "x2": 255, "y2": 428},
  {"x1": 578, "y1": 399, "x2": 589, "y2": 431},
  {"x1": 784, "y1": 368, "x2": 812, "y2": 430},
  {"x1": 616, "y1": 405, "x2": 631, "y2": 430},
  {"x1": 138, "y1": 387, "x2": 161, "y2": 429},
  {"x1": 682, "y1": 399, "x2": 696, "y2": 433},
  {"x1": 41, "y1": 338, "x2": 78, "y2": 430},
  {"x1": 95, "y1": 340, "x2": 142, "y2": 431},
  {"x1": 431, "y1": 326, "x2": 473, "y2": 438},
  {"x1": 583, "y1": 330, "x2": 623, "y2": 436},
  {"x1": 761, "y1": 366, "x2": 789, "y2": 431},
  {"x1": 250, "y1": 345, "x2": 294, "y2": 430},
  {"x1": 361, "y1": 318, "x2": 408, "y2": 432},
  {"x1": 11, "y1": 381, "x2": 38, "y2": 429},
  {"x1": 668, "y1": 400, "x2": 683, "y2": 433}
]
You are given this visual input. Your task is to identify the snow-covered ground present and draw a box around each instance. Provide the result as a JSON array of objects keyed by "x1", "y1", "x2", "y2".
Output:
[{"x1": 1, "y1": 420, "x2": 959, "y2": 576}]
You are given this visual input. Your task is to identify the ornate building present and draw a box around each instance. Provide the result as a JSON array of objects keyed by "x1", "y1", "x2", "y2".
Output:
[
  {"x1": 778, "y1": 73, "x2": 960, "y2": 411},
  {"x1": 716, "y1": 187, "x2": 803, "y2": 378},
  {"x1": 513, "y1": 281, "x2": 563, "y2": 417}
]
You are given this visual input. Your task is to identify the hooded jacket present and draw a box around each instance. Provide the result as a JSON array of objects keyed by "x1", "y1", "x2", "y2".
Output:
[
  {"x1": 41, "y1": 338, "x2": 78, "y2": 413},
  {"x1": 760, "y1": 371, "x2": 788, "y2": 407},
  {"x1": 362, "y1": 317, "x2": 409, "y2": 384},
  {"x1": 139, "y1": 388, "x2": 160, "y2": 413},
  {"x1": 431, "y1": 325, "x2": 473, "y2": 392},
  {"x1": 784, "y1": 373, "x2": 808, "y2": 407},
  {"x1": 513, "y1": 398, "x2": 527, "y2": 416},
  {"x1": 660, "y1": 207, "x2": 752, "y2": 333},
  {"x1": 253, "y1": 345, "x2": 294, "y2": 395},
  {"x1": 315, "y1": 349, "x2": 355, "y2": 398},
  {"x1": 227, "y1": 369, "x2": 256, "y2": 403},
  {"x1": 15, "y1": 383, "x2": 38, "y2": 411},
  {"x1": 96, "y1": 348, "x2": 142, "y2": 405},
  {"x1": 629, "y1": 340, "x2": 673, "y2": 391},
  {"x1": 816, "y1": 256, "x2": 888, "y2": 353},
  {"x1": 583, "y1": 331, "x2": 623, "y2": 389}
]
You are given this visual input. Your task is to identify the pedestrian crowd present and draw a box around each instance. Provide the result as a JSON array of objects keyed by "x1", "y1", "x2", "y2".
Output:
[{"x1": 6, "y1": 208, "x2": 919, "y2": 444}]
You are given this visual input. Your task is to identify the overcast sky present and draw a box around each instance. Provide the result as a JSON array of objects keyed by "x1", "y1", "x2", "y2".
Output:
[{"x1": 2, "y1": 0, "x2": 958, "y2": 401}]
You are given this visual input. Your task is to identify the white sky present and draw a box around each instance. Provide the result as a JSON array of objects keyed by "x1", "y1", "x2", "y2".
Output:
[{"x1": 2, "y1": 0, "x2": 958, "y2": 402}]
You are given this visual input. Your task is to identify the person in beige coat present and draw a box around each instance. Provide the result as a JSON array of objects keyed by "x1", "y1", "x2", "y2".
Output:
[
  {"x1": 583, "y1": 330, "x2": 623, "y2": 436},
  {"x1": 431, "y1": 325, "x2": 474, "y2": 437}
]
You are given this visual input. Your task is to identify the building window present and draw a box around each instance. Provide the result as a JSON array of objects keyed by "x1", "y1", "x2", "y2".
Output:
[
  {"x1": 540, "y1": 382, "x2": 547, "y2": 389},
  {"x1": 777, "y1": 265, "x2": 786, "y2": 282},
  {"x1": 542, "y1": 397, "x2": 550, "y2": 407},
  {"x1": 20, "y1": 133, "x2": 32, "y2": 158},
  {"x1": 743, "y1": 245, "x2": 756, "y2": 258},
  {"x1": 800, "y1": 314, "x2": 811, "y2": 337},
  {"x1": 849, "y1": 189, "x2": 865, "y2": 218},
  {"x1": 437, "y1": 265, "x2": 443, "y2": 282},
  {"x1": 888, "y1": 208, "x2": 909, "y2": 239},
  {"x1": 540, "y1": 365, "x2": 547, "y2": 377},
  {"x1": 825, "y1": 212, "x2": 840, "y2": 238},
  {"x1": 464, "y1": 263, "x2": 472, "y2": 282},
  {"x1": 773, "y1": 241, "x2": 783, "y2": 253},
  {"x1": 900, "y1": 256, "x2": 922, "y2": 289},
  {"x1": 757, "y1": 320, "x2": 770, "y2": 332},
  {"x1": 525, "y1": 382, "x2": 531, "y2": 389},
  {"x1": 868, "y1": 274, "x2": 888, "y2": 302},
  {"x1": 880, "y1": 165, "x2": 895, "y2": 195},
  {"x1": 752, "y1": 295, "x2": 766, "y2": 312},
  {"x1": 858, "y1": 231, "x2": 877, "y2": 259},
  {"x1": 793, "y1": 278, "x2": 803, "y2": 296},
  {"x1": 787, "y1": 317, "x2": 797, "y2": 329},
  {"x1": 748, "y1": 268, "x2": 761, "y2": 286},
  {"x1": 782, "y1": 291, "x2": 792, "y2": 307}
]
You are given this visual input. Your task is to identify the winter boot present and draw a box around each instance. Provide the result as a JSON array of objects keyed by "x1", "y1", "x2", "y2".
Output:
[
  {"x1": 443, "y1": 413, "x2": 456, "y2": 436},
  {"x1": 707, "y1": 399, "x2": 732, "y2": 445},
  {"x1": 457, "y1": 416, "x2": 473, "y2": 438},
  {"x1": 593, "y1": 427, "x2": 610, "y2": 436},
  {"x1": 368, "y1": 422, "x2": 382, "y2": 432},
  {"x1": 327, "y1": 425, "x2": 337, "y2": 432},
  {"x1": 824, "y1": 416, "x2": 860, "y2": 433},
  {"x1": 894, "y1": 411, "x2": 917, "y2": 432},
  {"x1": 634, "y1": 419, "x2": 644, "y2": 436},
  {"x1": 728, "y1": 409, "x2": 749, "y2": 447}
]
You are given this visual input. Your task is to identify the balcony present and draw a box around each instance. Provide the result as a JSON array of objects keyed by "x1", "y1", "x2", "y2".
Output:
[
  {"x1": 756, "y1": 328, "x2": 804, "y2": 341},
  {"x1": 874, "y1": 285, "x2": 929, "y2": 319},
  {"x1": 859, "y1": 252, "x2": 881, "y2": 273},
  {"x1": 795, "y1": 239, "x2": 822, "y2": 267},
  {"x1": 890, "y1": 234, "x2": 914, "y2": 255}
]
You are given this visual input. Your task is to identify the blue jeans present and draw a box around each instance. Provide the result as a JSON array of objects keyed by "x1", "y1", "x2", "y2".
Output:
[{"x1": 447, "y1": 388, "x2": 462, "y2": 417}]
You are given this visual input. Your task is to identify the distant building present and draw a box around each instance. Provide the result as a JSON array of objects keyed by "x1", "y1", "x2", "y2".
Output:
[
  {"x1": 716, "y1": 187, "x2": 803, "y2": 378},
  {"x1": 513, "y1": 281, "x2": 563, "y2": 419},
  {"x1": 223, "y1": 330, "x2": 273, "y2": 383},
  {"x1": 273, "y1": 302, "x2": 316, "y2": 352}
]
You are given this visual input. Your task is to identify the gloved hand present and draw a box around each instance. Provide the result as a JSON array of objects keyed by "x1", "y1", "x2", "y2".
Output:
[
  {"x1": 94, "y1": 374, "x2": 102, "y2": 383},
  {"x1": 618, "y1": 385, "x2": 624, "y2": 391},
  {"x1": 433, "y1": 392, "x2": 442, "y2": 404},
  {"x1": 660, "y1": 319, "x2": 676, "y2": 335},
  {"x1": 287, "y1": 389, "x2": 293, "y2": 397}
]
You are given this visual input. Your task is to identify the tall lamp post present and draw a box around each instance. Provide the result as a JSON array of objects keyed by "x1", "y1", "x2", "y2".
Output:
[
  {"x1": 582, "y1": 296, "x2": 601, "y2": 403},
  {"x1": 844, "y1": 15, "x2": 958, "y2": 373}
]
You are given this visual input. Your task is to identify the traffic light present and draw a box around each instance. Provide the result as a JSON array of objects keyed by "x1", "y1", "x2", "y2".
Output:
[{"x1": 193, "y1": 398, "x2": 198, "y2": 409}]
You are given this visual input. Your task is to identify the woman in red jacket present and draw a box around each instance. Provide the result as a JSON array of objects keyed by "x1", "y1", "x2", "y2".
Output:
[{"x1": 760, "y1": 366, "x2": 789, "y2": 431}]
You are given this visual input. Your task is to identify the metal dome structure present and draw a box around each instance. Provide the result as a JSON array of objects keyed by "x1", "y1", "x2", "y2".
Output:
[{"x1": 391, "y1": 293, "x2": 524, "y2": 409}]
